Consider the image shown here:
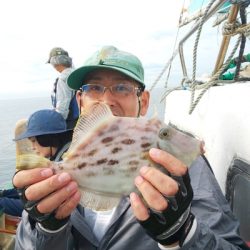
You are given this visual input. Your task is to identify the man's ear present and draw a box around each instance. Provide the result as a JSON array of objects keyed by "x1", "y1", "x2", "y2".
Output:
[
  {"x1": 139, "y1": 90, "x2": 150, "y2": 116},
  {"x1": 76, "y1": 90, "x2": 82, "y2": 111}
]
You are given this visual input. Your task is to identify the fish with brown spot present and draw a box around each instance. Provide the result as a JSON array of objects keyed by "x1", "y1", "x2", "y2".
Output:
[{"x1": 16, "y1": 102, "x2": 202, "y2": 211}]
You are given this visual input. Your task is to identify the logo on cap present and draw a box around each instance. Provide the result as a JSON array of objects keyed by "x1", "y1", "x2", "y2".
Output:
[{"x1": 47, "y1": 47, "x2": 69, "y2": 63}]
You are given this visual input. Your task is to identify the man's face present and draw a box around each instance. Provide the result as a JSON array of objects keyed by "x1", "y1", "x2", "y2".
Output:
[{"x1": 76, "y1": 69, "x2": 149, "y2": 117}]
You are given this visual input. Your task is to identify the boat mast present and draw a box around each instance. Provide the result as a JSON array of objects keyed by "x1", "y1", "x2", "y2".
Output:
[
  {"x1": 179, "y1": 0, "x2": 227, "y2": 81},
  {"x1": 213, "y1": 4, "x2": 239, "y2": 73}
]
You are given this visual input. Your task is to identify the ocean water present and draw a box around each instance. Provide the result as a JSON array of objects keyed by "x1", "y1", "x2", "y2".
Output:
[
  {"x1": 0, "y1": 97, "x2": 51, "y2": 189},
  {"x1": 0, "y1": 89, "x2": 165, "y2": 189}
]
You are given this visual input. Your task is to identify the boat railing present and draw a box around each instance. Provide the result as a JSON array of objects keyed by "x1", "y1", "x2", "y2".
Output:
[{"x1": 0, "y1": 211, "x2": 20, "y2": 250}]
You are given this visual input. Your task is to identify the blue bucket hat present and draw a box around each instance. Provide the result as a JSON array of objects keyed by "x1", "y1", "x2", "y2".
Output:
[{"x1": 14, "y1": 109, "x2": 71, "y2": 141}]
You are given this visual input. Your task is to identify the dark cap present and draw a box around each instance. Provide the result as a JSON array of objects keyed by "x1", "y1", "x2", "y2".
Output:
[{"x1": 47, "y1": 47, "x2": 69, "y2": 63}]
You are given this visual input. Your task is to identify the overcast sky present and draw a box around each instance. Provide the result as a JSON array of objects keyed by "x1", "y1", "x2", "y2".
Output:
[
  {"x1": 1, "y1": 0, "x2": 249, "y2": 99},
  {"x1": 0, "y1": 0, "x2": 180, "y2": 98}
]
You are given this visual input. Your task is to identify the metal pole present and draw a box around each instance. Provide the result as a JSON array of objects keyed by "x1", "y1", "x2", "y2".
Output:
[
  {"x1": 179, "y1": 0, "x2": 227, "y2": 79},
  {"x1": 213, "y1": 4, "x2": 239, "y2": 73}
]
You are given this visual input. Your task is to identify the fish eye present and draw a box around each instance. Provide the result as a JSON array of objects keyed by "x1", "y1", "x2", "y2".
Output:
[
  {"x1": 159, "y1": 128, "x2": 169, "y2": 138},
  {"x1": 162, "y1": 131, "x2": 168, "y2": 136}
]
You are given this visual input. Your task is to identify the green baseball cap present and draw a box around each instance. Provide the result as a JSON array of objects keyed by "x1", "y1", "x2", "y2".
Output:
[
  {"x1": 67, "y1": 46, "x2": 145, "y2": 90},
  {"x1": 47, "y1": 47, "x2": 69, "y2": 63}
]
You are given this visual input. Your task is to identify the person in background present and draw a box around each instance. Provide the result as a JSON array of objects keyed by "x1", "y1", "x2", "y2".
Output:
[
  {"x1": 14, "y1": 46, "x2": 249, "y2": 249},
  {"x1": 15, "y1": 109, "x2": 73, "y2": 162},
  {"x1": 47, "y1": 47, "x2": 79, "y2": 129},
  {"x1": 0, "y1": 188, "x2": 22, "y2": 217},
  {"x1": 0, "y1": 109, "x2": 73, "y2": 218}
]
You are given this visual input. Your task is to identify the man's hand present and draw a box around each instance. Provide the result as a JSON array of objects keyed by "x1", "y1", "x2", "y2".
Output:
[
  {"x1": 13, "y1": 168, "x2": 81, "y2": 230},
  {"x1": 130, "y1": 148, "x2": 194, "y2": 247}
]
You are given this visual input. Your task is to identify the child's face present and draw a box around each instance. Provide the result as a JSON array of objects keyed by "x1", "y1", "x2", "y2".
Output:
[{"x1": 29, "y1": 137, "x2": 52, "y2": 158}]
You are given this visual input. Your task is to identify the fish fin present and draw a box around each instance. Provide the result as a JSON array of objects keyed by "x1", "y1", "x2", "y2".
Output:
[
  {"x1": 16, "y1": 154, "x2": 51, "y2": 170},
  {"x1": 79, "y1": 187, "x2": 120, "y2": 211},
  {"x1": 66, "y1": 102, "x2": 114, "y2": 158}
]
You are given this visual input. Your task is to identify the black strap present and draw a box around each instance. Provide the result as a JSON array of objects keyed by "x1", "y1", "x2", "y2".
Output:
[{"x1": 51, "y1": 141, "x2": 71, "y2": 162}]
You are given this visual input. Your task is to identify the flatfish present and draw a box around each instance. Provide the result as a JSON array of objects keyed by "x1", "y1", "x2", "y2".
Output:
[{"x1": 16, "y1": 102, "x2": 202, "y2": 211}]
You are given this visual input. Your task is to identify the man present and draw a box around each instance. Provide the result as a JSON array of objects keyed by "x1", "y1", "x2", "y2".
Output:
[
  {"x1": 13, "y1": 46, "x2": 249, "y2": 249},
  {"x1": 48, "y1": 47, "x2": 79, "y2": 129}
]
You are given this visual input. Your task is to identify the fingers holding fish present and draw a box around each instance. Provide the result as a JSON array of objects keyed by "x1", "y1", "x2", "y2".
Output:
[
  {"x1": 54, "y1": 191, "x2": 81, "y2": 220},
  {"x1": 36, "y1": 180, "x2": 79, "y2": 215},
  {"x1": 134, "y1": 174, "x2": 168, "y2": 211},
  {"x1": 131, "y1": 147, "x2": 188, "y2": 218},
  {"x1": 24, "y1": 173, "x2": 80, "y2": 220},
  {"x1": 13, "y1": 168, "x2": 54, "y2": 189},
  {"x1": 134, "y1": 164, "x2": 179, "y2": 211},
  {"x1": 130, "y1": 192, "x2": 149, "y2": 221},
  {"x1": 149, "y1": 148, "x2": 187, "y2": 176},
  {"x1": 25, "y1": 172, "x2": 73, "y2": 201},
  {"x1": 130, "y1": 169, "x2": 180, "y2": 220},
  {"x1": 138, "y1": 166, "x2": 179, "y2": 198}
]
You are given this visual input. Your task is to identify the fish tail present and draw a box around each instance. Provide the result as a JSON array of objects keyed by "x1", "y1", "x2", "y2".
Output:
[{"x1": 16, "y1": 154, "x2": 51, "y2": 170}]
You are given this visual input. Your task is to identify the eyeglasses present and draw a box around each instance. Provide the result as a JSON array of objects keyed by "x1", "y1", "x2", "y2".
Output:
[{"x1": 80, "y1": 83, "x2": 142, "y2": 98}]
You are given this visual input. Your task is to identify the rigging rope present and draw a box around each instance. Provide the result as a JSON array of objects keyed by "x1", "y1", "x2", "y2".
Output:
[
  {"x1": 189, "y1": 0, "x2": 218, "y2": 114},
  {"x1": 149, "y1": 0, "x2": 186, "y2": 92},
  {"x1": 186, "y1": 3, "x2": 250, "y2": 114},
  {"x1": 222, "y1": 20, "x2": 241, "y2": 35},
  {"x1": 188, "y1": 35, "x2": 241, "y2": 114},
  {"x1": 159, "y1": 1, "x2": 249, "y2": 114},
  {"x1": 187, "y1": 3, "x2": 250, "y2": 114}
]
